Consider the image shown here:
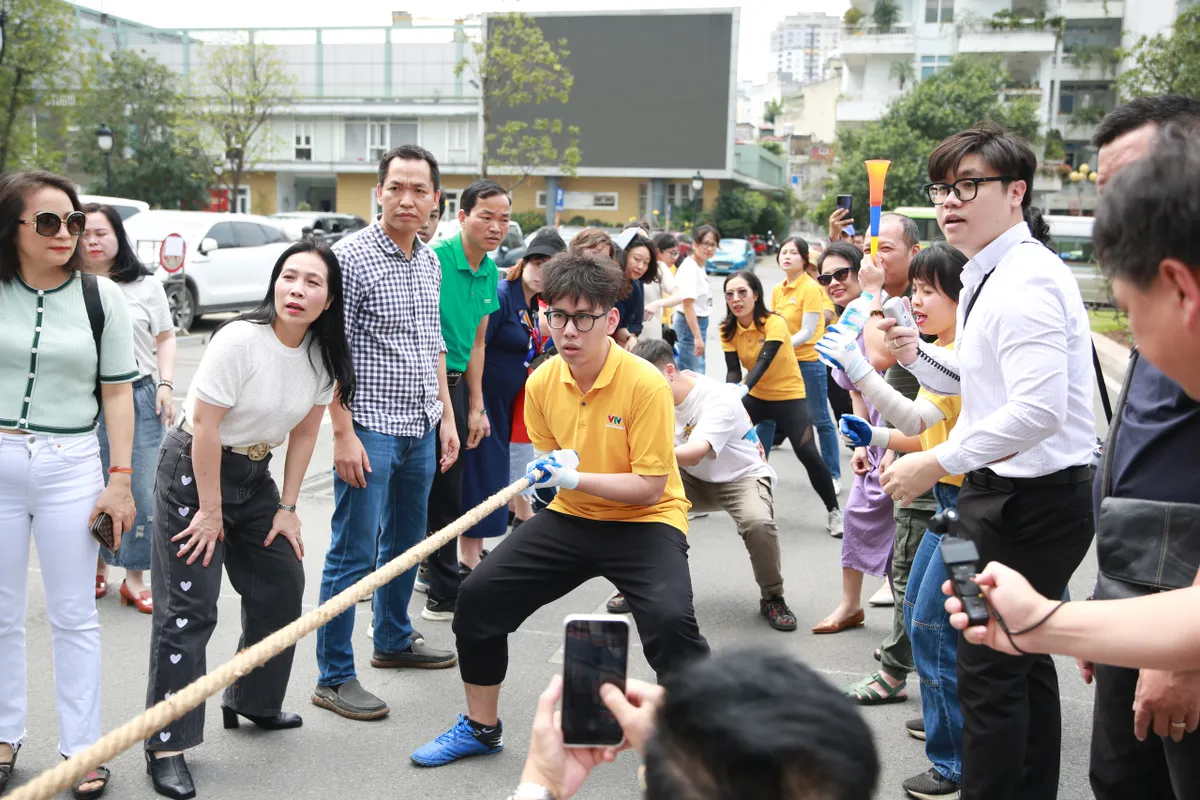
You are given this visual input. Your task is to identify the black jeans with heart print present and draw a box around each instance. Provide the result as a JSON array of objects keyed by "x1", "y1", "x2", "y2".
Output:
[{"x1": 144, "y1": 427, "x2": 304, "y2": 752}]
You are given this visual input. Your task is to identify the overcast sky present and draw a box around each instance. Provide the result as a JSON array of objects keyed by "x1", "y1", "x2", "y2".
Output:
[{"x1": 76, "y1": 0, "x2": 849, "y2": 84}]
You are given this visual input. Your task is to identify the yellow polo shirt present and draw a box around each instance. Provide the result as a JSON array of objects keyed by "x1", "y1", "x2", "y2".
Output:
[
  {"x1": 524, "y1": 341, "x2": 690, "y2": 533},
  {"x1": 721, "y1": 314, "x2": 806, "y2": 402},
  {"x1": 771, "y1": 273, "x2": 827, "y2": 362},
  {"x1": 917, "y1": 341, "x2": 964, "y2": 487}
]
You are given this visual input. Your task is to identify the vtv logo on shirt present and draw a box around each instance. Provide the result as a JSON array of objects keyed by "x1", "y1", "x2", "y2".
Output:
[{"x1": 606, "y1": 414, "x2": 625, "y2": 430}]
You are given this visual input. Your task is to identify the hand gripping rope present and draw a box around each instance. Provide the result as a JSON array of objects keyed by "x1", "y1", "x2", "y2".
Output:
[{"x1": 8, "y1": 472, "x2": 545, "y2": 800}]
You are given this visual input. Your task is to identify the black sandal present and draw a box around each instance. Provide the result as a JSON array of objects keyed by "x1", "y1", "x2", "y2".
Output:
[
  {"x1": 64, "y1": 755, "x2": 110, "y2": 800},
  {"x1": 0, "y1": 743, "x2": 19, "y2": 795}
]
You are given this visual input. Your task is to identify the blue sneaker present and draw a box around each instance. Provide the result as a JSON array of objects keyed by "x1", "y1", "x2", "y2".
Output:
[{"x1": 411, "y1": 714, "x2": 503, "y2": 766}]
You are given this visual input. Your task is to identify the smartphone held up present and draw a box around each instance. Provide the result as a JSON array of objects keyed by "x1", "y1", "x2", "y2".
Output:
[{"x1": 561, "y1": 614, "x2": 630, "y2": 748}]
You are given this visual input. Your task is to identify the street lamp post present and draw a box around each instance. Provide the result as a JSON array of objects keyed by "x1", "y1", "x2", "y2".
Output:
[
  {"x1": 691, "y1": 171, "x2": 704, "y2": 227},
  {"x1": 95, "y1": 124, "x2": 114, "y2": 195}
]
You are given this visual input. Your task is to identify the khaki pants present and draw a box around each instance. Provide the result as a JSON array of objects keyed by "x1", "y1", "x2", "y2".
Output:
[{"x1": 681, "y1": 472, "x2": 782, "y2": 599}]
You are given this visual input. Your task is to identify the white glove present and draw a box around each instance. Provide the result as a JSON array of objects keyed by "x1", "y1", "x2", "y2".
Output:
[
  {"x1": 815, "y1": 324, "x2": 873, "y2": 384},
  {"x1": 524, "y1": 449, "x2": 581, "y2": 491},
  {"x1": 735, "y1": 383, "x2": 750, "y2": 399}
]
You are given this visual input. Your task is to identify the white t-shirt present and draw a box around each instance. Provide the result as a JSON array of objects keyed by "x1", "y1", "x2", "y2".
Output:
[
  {"x1": 640, "y1": 265, "x2": 678, "y2": 341},
  {"x1": 675, "y1": 374, "x2": 774, "y2": 484},
  {"x1": 118, "y1": 276, "x2": 174, "y2": 379},
  {"x1": 184, "y1": 320, "x2": 334, "y2": 448},
  {"x1": 672, "y1": 257, "x2": 712, "y2": 319}
]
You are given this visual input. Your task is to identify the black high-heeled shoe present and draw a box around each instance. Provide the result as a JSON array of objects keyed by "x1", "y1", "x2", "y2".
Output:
[
  {"x1": 221, "y1": 706, "x2": 303, "y2": 730},
  {"x1": 146, "y1": 751, "x2": 196, "y2": 800}
]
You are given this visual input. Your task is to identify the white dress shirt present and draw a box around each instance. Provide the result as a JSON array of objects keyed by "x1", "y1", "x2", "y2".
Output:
[{"x1": 903, "y1": 221, "x2": 1096, "y2": 478}]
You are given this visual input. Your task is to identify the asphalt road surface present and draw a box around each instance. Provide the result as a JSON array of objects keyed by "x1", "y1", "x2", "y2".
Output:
[{"x1": 14, "y1": 266, "x2": 1108, "y2": 799}]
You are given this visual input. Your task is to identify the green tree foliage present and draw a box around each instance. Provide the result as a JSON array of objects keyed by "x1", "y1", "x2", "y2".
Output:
[
  {"x1": 0, "y1": 0, "x2": 81, "y2": 172},
  {"x1": 813, "y1": 56, "x2": 1041, "y2": 226},
  {"x1": 71, "y1": 50, "x2": 210, "y2": 208},
  {"x1": 458, "y1": 13, "x2": 580, "y2": 189},
  {"x1": 713, "y1": 189, "x2": 767, "y2": 239},
  {"x1": 763, "y1": 98, "x2": 782, "y2": 125},
  {"x1": 511, "y1": 209, "x2": 547, "y2": 234},
  {"x1": 1118, "y1": 7, "x2": 1200, "y2": 99},
  {"x1": 872, "y1": 0, "x2": 901, "y2": 31},
  {"x1": 193, "y1": 41, "x2": 297, "y2": 209}
]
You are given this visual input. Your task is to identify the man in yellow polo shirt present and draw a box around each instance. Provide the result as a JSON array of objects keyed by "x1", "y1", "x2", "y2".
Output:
[{"x1": 411, "y1": 251, "x2": 710, "y2": 768}]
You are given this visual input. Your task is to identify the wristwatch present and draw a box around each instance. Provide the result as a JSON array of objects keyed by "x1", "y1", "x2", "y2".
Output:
[
  {"x1": 508, "y1": 783, "x2": 556, "y2": 800},
  {"x1": 277, "y1": 503, "x2": 297, "y2": 513}
]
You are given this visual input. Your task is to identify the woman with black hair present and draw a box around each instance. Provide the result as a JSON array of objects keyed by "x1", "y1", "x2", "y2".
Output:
[
  {"x1": 0, "y1": 171, "x2": 138, "y2": 800},
  {"x1": 613, "y1": 231, "x2": 656, "y2": 351},
  {"x1": 144, "y1": 240, "x2": 356, "y2": 799},
  {"x1": 719, "y1": 270, "x2": 842, "y2": 536},
  {"x1": 82, "y1": 203, "x2": 176, "y2": 614}
]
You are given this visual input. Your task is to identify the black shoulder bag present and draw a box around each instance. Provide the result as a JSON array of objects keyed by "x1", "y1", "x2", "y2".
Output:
[
  {"x1": 1094, "y1": 349, "x2": 1200, "y2": 599},
  {"x1": 81, "y1": 272, "x2": 106, "y2": 421}
]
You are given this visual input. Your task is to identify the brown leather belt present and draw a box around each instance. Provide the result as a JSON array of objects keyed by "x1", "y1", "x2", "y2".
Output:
[{"x1": 178, "y1": 419, "x2": 273, "y2": 462}]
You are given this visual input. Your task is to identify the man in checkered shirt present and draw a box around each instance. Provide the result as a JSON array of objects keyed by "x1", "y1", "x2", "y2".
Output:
[{"x1": 312, "y1": 144, "x2": 462, "y2": 723}]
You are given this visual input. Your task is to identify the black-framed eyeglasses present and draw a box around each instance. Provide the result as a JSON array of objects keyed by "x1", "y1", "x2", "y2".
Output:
[
  {"x1": 923, "y1": 177, "x2": 1016, "y2": 205},
  {"x1": 816, "y1": 266, "x2": 859, "y2": 286},
  {"x1": 20, "y1": 211, "x2": 86, "y2": 237},
  {"x1": 545, "y1": 309, "x2": 607, "y2": 332}
]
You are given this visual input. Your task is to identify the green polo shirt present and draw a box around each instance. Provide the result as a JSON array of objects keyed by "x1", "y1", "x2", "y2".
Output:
[{"x1": 431, "y1": 232, "x2": 500, "y2": 372}]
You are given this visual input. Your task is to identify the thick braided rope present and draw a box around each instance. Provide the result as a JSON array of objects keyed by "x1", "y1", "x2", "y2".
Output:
[{"x1": 10, "y1": 474, "x2": 536, "y2": 800}]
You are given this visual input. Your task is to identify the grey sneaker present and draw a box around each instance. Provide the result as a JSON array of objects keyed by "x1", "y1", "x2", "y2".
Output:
[
  {"x1": 371, "y1": 638, "x2": 458, "y2": 670},
  {"x1": 311, "y1": 678, "x2": 389, "y2": 721},
  {"x1": 902, "y1": 767, "x2": 960, "y2": 800},
  {"x1": 905, "y1": 716, "x2": 926, "y2": 740}
]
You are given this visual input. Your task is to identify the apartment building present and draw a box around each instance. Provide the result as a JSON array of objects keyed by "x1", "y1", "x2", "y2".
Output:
[
  {"x1": 836, "y1": 0, "x2": 1187, "y2": 214},
  {"x1": 75, "y1": 6, "x2": 787, "y2": 224},
  {"x1": 771, "y1": 13, "x2": 845, "y2": 85}
]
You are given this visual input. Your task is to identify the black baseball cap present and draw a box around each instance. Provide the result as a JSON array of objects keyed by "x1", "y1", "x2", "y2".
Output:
[{"x1": 524, "y1": 228, "x2": 567, "y2": 259}]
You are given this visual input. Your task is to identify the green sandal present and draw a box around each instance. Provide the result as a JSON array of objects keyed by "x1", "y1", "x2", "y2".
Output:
[{"x1": 844, "y1": 671, "x2": 908, "y2": 705}]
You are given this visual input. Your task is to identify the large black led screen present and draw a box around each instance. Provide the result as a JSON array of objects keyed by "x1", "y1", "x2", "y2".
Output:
[{"x1": 488, "y1": 12, "x2": 734, "y2": 171}]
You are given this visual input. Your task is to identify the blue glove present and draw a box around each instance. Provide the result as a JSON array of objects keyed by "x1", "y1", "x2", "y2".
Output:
[
  {"x1": 524, "y1": 449, "x2": 581, "y2": 491},
  {"x1": 815, "y1": 324, "x2": 873, "y2": 384},
  {"x1": 840, "y1": 415, "x2": 889, "y2": 449}
]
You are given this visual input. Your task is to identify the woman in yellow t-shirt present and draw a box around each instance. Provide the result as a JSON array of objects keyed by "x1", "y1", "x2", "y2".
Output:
[
  {"x1": 828, "y1": 242, "x2": 970, "y2": 780},
  {"x1": 770, "y1": 237, "x2": 841, "y2": 486},
  {"x1": 720, "y1": 270, "x2": 841, "y2": 530}
]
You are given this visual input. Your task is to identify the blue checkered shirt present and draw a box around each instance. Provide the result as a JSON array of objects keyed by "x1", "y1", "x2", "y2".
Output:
[{"x1": 334, "y1": 221, "x2": 446, "y2": 437}]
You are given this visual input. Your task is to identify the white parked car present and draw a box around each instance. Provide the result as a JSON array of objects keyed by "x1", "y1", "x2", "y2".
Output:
[
  {"x1": 79, "y1": 194, "x2": 149, "y2": 220},
  {"x1": 122, "y1": 211, "x2": 292, "y2": 330}
]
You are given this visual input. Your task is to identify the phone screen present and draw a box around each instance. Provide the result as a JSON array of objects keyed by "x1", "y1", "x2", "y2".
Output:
[
  {"x1": 561, "y1": 617, "x2": 629, "y2": 747},
  {"x1": 836, "y1": 194, "x2": 853, "y2": 216}
]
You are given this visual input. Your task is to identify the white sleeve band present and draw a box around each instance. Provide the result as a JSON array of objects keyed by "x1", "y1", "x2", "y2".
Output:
[
  {"x1": 855, "y1": 370, "x2": 947, "y2": 436},
  {"x1": 790, "y1": 312, "x2": 821, "y2": 348},
  {"x1": 867, "y1": 426, "x2": 892, "y2": 449}
]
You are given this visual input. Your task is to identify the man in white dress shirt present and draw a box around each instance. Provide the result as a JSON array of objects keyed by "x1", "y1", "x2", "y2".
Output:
[{"x1": 878, "y1": 121, "x2": 1096, "y2": 800}]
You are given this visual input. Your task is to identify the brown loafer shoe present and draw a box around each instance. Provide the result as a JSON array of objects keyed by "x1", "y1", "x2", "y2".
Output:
[{"x1": 811, "y1": 609, "x2": 866, "y2": 634}]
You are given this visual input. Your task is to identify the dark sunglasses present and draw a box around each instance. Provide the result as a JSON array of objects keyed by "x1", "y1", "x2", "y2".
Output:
[
  {"x1": 817, "y1": 266, "x2": 859, "y2": 286},
  {"x1": 20, "y1": 210, "x2": 86, "y2": 237}
]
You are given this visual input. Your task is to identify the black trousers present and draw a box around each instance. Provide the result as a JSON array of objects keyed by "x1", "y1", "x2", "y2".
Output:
[
  {"x1": 427, "y1": 376, "x2": 470, "y2": 603},
  {"x1": 145, "y1": 428, "x2": 304, "y2": 751},
  {"x1": 453, "y1": 509, "x2": 710, "y2": 686},
  {"x1": 742, "y1": 394, "x2": 839, "y2": 511},
  {"x1": 1090, "y1": 661, "x2": 1200, "y2": 798},
  {"x1": 955, "y1": 470, "x2": 1095, "y2": 800},
  {"x1": 825, "y1": 363, "x2": 854, "y2": 424}
]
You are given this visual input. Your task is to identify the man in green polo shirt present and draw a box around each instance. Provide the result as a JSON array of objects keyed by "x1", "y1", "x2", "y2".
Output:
[{"x1": 422, "y1": 179, "x2": 510, "y2": 622}]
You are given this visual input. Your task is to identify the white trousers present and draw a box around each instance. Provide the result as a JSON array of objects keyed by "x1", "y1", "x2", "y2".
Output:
[{"x1": 0, "y1": 431, "x2": 104, "y2": 756}]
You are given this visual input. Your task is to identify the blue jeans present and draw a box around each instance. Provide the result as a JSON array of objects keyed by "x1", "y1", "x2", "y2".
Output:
[
  {"x1": 316, "y1": 423, "x2": 435, "y2": 686},
  {"x1": 673, "y1": 314, "x2": 708, "y2": 374},
  {"x1": 97, "y1": 376, "x2": 164, "y2": 570},
  {"x1": 904, "y1": 481, "x2": 963, "y2": 783},
  {"x1": 798, "y1": 359, "x2": 840, "y2": 480}
]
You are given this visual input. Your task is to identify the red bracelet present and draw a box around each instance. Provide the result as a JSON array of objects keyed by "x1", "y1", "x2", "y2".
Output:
[{"x1": 108, "y1": 466, "x2": 133, "y2": 475}]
